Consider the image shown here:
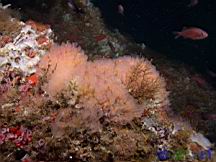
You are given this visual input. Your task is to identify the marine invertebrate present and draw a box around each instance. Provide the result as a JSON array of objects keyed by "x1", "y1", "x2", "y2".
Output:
[
  {"x1": 37, "y1": 43, "x2": 169, "y2": 126},
  {"x1": 0, "y1": 19, "x2": 53, "y2": 75},
  {"x1": 37, "y1": 43, "x2": 87, "y2": 97}
]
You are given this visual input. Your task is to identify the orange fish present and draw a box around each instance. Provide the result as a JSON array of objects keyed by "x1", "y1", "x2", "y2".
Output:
[{"x1": 173, "y1": 27, "x2": 208, "y2": 40}]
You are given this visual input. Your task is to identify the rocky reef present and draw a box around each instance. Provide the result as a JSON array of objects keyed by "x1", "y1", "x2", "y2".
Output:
[{"x1": 0, "y1": 2, "x2": 215, "y2": 162}]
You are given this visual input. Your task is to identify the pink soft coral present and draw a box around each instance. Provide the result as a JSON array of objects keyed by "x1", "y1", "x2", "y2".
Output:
[
  {"x1": 37, "y1": 43, "x2": 169, "y2": 125},
  {"x1": 37, "y1": 43, "x2": 87, "y2": 97}
]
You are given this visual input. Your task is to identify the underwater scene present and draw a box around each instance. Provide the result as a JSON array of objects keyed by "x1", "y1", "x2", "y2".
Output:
[{"x1": 0, "y1": 0, "x2": 216, "y2": 161}]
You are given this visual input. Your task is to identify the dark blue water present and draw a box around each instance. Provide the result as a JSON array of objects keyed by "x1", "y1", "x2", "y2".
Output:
[{"x1": 94, "y1": 0, "x2": 216, "y2": 77}]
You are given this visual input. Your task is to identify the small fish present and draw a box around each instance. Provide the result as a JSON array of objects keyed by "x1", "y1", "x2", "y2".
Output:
[
  {"x1": 191, "y1": 75, "x2": 207, "y2": 88},
  {"x1": 206, "y1": 69, "x2": 216, "y2": 78},
  {"x1": 173, "y1": 27, "x2": 208, "y2": 40},
  {"x1": 118, "y1": 4, "x2": 124, "y2": 15},
  {"x1": 68, "y1": 1, "x2": 75, "y2": 10},
  {"x1": 94, "y1": 34, "x2": 107, "y2": 42},
  {"x1": 67, "y1": 0, "x2": 84, "y2": 13},
  {"x1": 188, "y1": 0, "x2": 199, "y2": 7},
  {"x1": 203, "y1": 114, "x2": 216, "y2": 121}
]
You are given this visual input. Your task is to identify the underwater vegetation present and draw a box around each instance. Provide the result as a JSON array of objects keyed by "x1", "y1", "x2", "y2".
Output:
[
  {"x1": 0, "y1": 7, "x2": 172, "y2": 161},
  {"x1": 37, "y1": 43, "x2": 168, "y2": 131},
  {"x1": 0, "y1": 1, "x2": 216, "y2": 162}
]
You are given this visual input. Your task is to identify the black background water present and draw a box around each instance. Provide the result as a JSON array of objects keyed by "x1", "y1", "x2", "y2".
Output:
[{"x1": 93, "y1": 0, "x2": 216, "y2": 76}]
